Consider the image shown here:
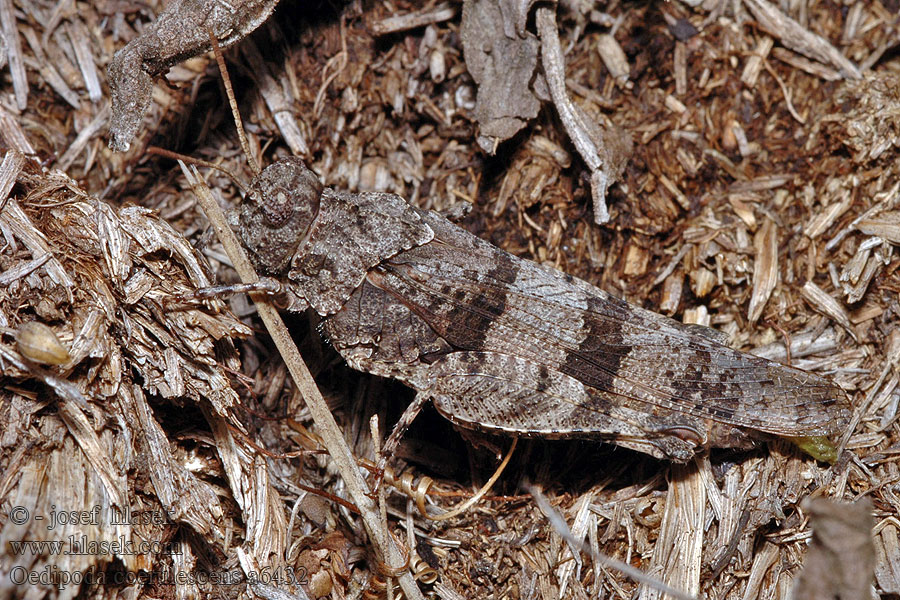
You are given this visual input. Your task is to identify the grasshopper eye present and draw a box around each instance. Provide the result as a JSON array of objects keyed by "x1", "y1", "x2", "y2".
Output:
[{"x1": 238, "y1": 157, "x2": 323, "y2": 275}]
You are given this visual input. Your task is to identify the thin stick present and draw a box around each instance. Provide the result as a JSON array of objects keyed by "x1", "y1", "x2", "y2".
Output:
[
  {"x1": 178, "y1": 162, "x2": 424, "y2": 600},
  {"x1": 208, "y1": 29, "x2": 260, "y2": 176}
]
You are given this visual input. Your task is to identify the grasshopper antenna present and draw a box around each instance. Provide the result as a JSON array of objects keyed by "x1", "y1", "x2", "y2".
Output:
[
  {"x1": 208, "y1": 29, "x2": 261, "y2": 177},
  {"x1": 145, "y1": 32, "x2": 259, "y2": 193},
  {"x1": 146, "y1": 146, "x2": 248, "y2": 194}
]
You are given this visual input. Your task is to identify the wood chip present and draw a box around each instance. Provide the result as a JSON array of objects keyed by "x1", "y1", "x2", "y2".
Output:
[
  {"x1": 674, "y1": 41, "x2": 687, "y2": 96},
  {"x1": 729, "y1": 194, "x2": 756, "y2": 228},
  {"x1": 664, "y1": 93, "x2": 687, "y2": 114},
  {"x1": 875, "y1": 522, "x2": 900, "y2": 593},
  {"x1": 241, "y1": 40, "x2": 309, "y2": 157},
  {"x1": 637, "y1": 460, "x2": 705, "y2": 599},
  {"x1": 801, "y1": 281, "x2": 855, "y2": 339},
  {"x1": 596, "y1": 33, "x2": 631, "y2": 89},
  {"x1": 771, "y1": 47, "x2": 841, "y2": 81},
  {"x1": 751, "y1": 327, "x2": 838, "y2": 361},
  {"x1": 740, "y1": 541, "x2": 779, "y2": 600},
  {"x1": 0, "y1": 0, "x2": 27, "y2": 110},
  {"x1": 857, "y1": 211, "x2": 900, "y2": 244},
  {"x1": 683, "y1": 304, "x2": 710, "y2": 327},
  {"x1": 0, "y1": 105, "x2": 33, "y2": 155},
  {"x1": 65, "y1": 20, "x2": 102, "y2": 103},
  {"x1": 659, "y1": 173, "x2": 690, "y2": 210},
  {"x1": 689, "y1": 266, "x2": 716, "y2": 297},
  {"x1": 804, "y1": 188, "x2": 853, "y2": 239},
  {"x1": 741, "y1": 36, "x2": 773, "y2": 87},
  {"x1": 21, "y1": 25, "x2": 81, "y2": 109},
  {"x1": 748, "y1": 218, "x2": 777, "y2": 323},
  {"x1": 58, "y1": 103, "x2": 110, "y2": 171},
  {"x1": 372, "y1": 2, "x2": 458, "y2": 36},
  {"x1": 659, "y1": 271, "x2": 683, "y2": 315},
  {"x1": 0, "y1": 149, "x2": 24, "y2": 205}
]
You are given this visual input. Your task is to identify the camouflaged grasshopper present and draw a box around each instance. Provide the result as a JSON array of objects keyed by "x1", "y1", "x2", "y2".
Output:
[
  {"x1": 107, "y1": 0, "x2": 852, "y2": 466},
  {"x1": 226, "y1": 156, "x2": 852, "y2": 463}
]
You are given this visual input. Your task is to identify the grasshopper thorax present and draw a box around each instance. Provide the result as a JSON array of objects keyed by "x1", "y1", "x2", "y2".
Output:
[{"x1": 236, "y1": 156, "x2": 322, "y2": 275}]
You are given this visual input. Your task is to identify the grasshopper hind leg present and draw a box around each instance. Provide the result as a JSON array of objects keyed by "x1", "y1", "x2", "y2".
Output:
[{"x1": 423, "y1": 351, "x2": 711, "y2": 462}]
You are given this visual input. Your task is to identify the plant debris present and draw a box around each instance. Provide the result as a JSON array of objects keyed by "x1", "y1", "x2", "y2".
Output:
[{"x1": 2, "y1": 0, "x2": 900, "y2": 598}]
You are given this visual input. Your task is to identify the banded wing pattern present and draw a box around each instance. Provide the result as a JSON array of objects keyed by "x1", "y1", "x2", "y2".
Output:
[{"x1": 323, "y1": 208, "x2": 851, "y2": 460}]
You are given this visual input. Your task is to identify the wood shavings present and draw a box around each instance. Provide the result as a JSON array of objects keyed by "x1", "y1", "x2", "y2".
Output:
[
  {"x1": 57, "y1": 103, "x2": 110, "y2": 171},
  {"x1": 240, "y1": 40, "x2": 309, "y2": 157},
  {"x1": 0, "y1": 105, "x2": 34, "y2": 154},
  {"x1": 596, "y1": 33, "x2": 631, "y2": 89},
  {"x1": 835, "y1": 72, "x2": 900, "y2": 163},
  {"x1": 664, "y1": 94, "x2": 687, "y2": 114},
  {"x1": 741, "y1": 541, "x2": 780, "y2": 600},
  {"x1": 803, "y1": 178, "x2": 854, "y2": 240},
  {"x1": 771, "y1": 47, "x2": 841, "y2": 81},
  {"x1": 857, "y1": 212, "x2": 900, "y2": 244},
  {"x1": 751, "y1": 328, "x2": 838, "y2": 362},
  {"x1": 741, "y1": 36, "x2": 773, "y2": 88},
  {"x1": 689, "y1": 266, "x2": 716, "y2": 297},
  {"x1": 0, "y1": 148, "x2": 24, "y2": 202},
  {"x1": 742, "y1": 0, "x2": 861, "y2": 80},
  {"x1": 0, "y1": 157, "x2": 261, "y2": 597},
  {"x1": 0, "y1": 444, "x2": 140, "y2": 593},
  {"x1": 126, "y1": 383, "x2": 225, "y2": 536},
  {"x1": 659, "y1": 271, "x2": 684, "y2": 315},
  {"x1": 0, "y1": 198, "x2": 73, "y2": 292},
  {"x1": 65, "y1": 20, "x2": 102, "y2": 103},
  {"x1": 8, "y1": 0, "x2": 900, "y2": 597},
  {"x1": 493, "y1": 134, "x2": 569, "y2": 217},
  {"x1": 839, "y1": 238, "x2": 890, "y2": 304},
  {"x1": 682, "y1": 304, "x2": 710, "y2": 327},
  {"x1": 875, "y1": 521, "x2": 900, "y2": 594},
  {"x1": 636, "y1": 459, "x2": 705, "y2": 599},
  {"x1": 20, "y1": 26, "x2": 80, "y2": 109}
]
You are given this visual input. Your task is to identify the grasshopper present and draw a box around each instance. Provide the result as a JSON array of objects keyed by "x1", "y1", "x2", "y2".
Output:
[{"x1": 222, "y1": 156, "x2": 851, "y2": 464}]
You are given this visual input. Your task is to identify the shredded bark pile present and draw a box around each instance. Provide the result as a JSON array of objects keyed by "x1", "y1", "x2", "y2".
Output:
[{"x1": 1, "y1": 0, "x2": 899, "y2": 598}]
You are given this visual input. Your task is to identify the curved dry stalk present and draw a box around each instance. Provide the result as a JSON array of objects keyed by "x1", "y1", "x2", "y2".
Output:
[{"x1": 428, "y1": 437, "x2": 518, "y2": 522}]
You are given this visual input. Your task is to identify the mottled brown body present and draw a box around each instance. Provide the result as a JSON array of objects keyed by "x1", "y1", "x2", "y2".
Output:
[{"x1": 234, "y1": 157, "x2": 852, "y2": 461}]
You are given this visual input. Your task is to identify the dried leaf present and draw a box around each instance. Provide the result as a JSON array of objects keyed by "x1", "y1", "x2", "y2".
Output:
[
  {"x1": 461, "y1": 0, "x2": 541, "y2": 152},
  {"x1": 792, "y1": 499, "x2": 874, "y2": 600}
]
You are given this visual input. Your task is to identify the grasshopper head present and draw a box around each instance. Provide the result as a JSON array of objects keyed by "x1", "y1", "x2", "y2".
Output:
[{"x1": 236, "y1": 157, "x2": 322, "y2": 275}]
